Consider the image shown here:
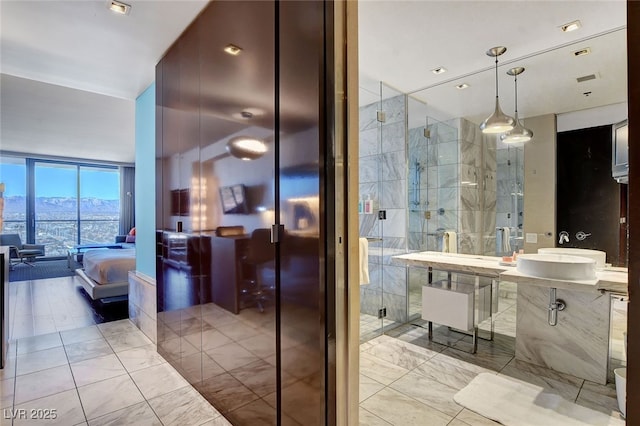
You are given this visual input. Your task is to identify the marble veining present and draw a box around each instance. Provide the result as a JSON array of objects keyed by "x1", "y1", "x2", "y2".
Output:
[
  {"x1": 360, "y1": 127, "x2": 379, "y2": 157},
  {"x1": 380, "y1": 180, "x2": 407, "y2": 209},
  {"x1": 381, "y1": 95, "x2": 406, "y2": 124},
  {"x1": 359, "y1": 102, "x2": 379, "y2": 131},
  {"x1": 437, "y1": 142, "x2": 458, "y2": 165},
  {"x1": 382, "y1": 121, "x2": 406, "y2": 153},
  {"x1": 381, "y1": 151, "x2": 406, "y2": 181},
  {"x1": 437, "y1": 164, "x2": 458, "y2": 188},
  {"x1": 390, "y1": 371, "x2": 463, "y2": 417},
  {"x1": 382, "y1": 292, "x2": 408, "y2": 323},
  {"x1": 359, "y1": 155, "x2": 380, "y2": 184},
  {"x1": 381, "y1": 209, "x2": 407, "y2": 239},
  {"x1": 361, "y1": 387, "x2": 452, "y2": 426},
  {"x1": 515, "y1": 284, "x2": 610, "y2": 384}
]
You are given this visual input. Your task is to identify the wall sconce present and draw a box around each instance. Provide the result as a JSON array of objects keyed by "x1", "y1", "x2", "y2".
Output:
[
  {"x1": 480, "y1": 46, "x2": 515, "y2": 134},
  {"x1": 226, "y1": 136, "x2": 267, "y2": 161}
]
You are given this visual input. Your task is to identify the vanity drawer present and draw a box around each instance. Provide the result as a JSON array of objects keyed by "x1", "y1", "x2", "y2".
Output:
[{"x1": 422, "y1": 280, "x2": 491, "y2": 331}]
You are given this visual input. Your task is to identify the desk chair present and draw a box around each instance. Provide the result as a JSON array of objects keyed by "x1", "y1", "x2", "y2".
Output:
[{"x1": 240, "y1": 228, "x2": 275, "y2": 312}]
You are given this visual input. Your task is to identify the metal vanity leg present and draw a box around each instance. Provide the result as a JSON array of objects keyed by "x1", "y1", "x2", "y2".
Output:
[
  {"x1": 472, "y1": 326, "x2": 478, "y2": 354},
  {"x1": 490, "y1": 279, "x2": 497, "y2": 341},
  {"x1": 428, "y1": 321, "x2": 433, "y2": 341}
]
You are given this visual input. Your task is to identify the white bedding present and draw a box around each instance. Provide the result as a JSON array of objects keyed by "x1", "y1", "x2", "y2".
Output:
[{"x1": 83, "y1": 248, "x2": 136, "y2": 285}]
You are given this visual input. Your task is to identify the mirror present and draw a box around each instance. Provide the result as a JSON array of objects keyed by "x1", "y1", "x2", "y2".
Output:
[{"x1": 401, "y1": 27, "x2": 627, "y2": 264}]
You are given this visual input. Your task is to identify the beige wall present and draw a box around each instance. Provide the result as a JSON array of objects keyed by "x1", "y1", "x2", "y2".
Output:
[{"x1": 523, "y1": 114, "x2": 557, "y2": 253}]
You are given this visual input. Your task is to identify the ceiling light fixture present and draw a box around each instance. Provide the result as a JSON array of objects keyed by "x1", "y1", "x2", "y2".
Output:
[
  {"x1": 432, "y1": 67, "x2": 447, "y2": 75},
  {"x1": 226, "y1": 136, "x2": 267, "y2": 161},
  {"x1": 224, "y1": 44, "x2": 243, "y2": 56},
  {"x1": 561, "y1": 20, "x2": 582, "y2": 33},
  {"x1": 480, "y1": 46, "x2": 514, "y2": 134},
  {"x1": 108, "y1": 0, "x2": 130, "y2": 15},
  {"x1": 456, "y1": 83, "x2": 470, "y2": 90},
  {"x1": 501, "y1": 67, "x2": 533, "y2": 144}
]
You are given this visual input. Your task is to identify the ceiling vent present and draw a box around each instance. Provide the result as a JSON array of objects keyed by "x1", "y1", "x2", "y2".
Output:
[{"x1": 576, "y1": 74, "x2": 597, "y2": 83}]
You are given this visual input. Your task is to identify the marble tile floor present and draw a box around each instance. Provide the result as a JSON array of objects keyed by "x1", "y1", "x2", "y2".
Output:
[
  {"x1": 8, "y1": 276, "x2": 128, "y2": 341},
  {"x1": 359, "y1": 283, "x2": 626, "y2": 425},
  {"x1": 1, "y1": 319, "x2": 231, "y2": 426}
]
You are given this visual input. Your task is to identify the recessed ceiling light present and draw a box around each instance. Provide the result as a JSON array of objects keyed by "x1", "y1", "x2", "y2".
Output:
[
  {"x1": 456, "y1": 83, "x2": 470, "y2": 90},
  {"x1": 432, "y1": 67, "x2": 447, "y2": 75},
  {"x1": 108, "y1": 0, "x2": 130, "y2": 15},
  {"x1": 561, "y1": 20, "x2": 581, "y2": 33},
  {"x1": 224, "y1": 44, "x2": 243, "y2": 56},
  {"x1": 573, "y1": 47, "x2": 591, "y2": 57}
]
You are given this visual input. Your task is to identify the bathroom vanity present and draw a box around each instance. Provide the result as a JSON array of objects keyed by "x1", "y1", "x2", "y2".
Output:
[{"x1": 392, "y1": 251, "x2": 628, "y2": 384}]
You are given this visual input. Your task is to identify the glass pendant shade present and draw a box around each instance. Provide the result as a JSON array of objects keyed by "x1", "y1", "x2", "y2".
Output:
[
  {"x1": 480, "y1": 46, "x2": 515, "y2": 134},
  {"x1": 501, "y1": 66, "x2": 533, "y2": 144}
]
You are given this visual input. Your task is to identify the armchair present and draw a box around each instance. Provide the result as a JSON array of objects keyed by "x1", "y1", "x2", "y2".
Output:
[{"x1": 0, "y1": 233, "x2": 45, "y2": 268}]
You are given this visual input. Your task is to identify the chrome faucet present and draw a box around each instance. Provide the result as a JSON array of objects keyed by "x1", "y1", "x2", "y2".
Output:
[{"x1": 558, "y1": 231, "x2": 569, "y2": 245}]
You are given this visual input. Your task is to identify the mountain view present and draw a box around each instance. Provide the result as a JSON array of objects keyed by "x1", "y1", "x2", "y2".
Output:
[
  {"x1": 2, "y1": 196, "x2": 119, "y2": 216},
  {"x1": 2, "y1": 196, "x2": 120, "y2": 256}
]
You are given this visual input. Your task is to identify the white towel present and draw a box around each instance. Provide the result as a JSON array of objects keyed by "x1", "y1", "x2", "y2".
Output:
[
  {"x1": 443, "y1": 231, "x2": 457, "y2": 253},
  {"x1": 502, "y1": 227, "x2": 511, "y2": 253},
  {"x1": 359, "y1": 237, "x2": 370, "y2": 285}
]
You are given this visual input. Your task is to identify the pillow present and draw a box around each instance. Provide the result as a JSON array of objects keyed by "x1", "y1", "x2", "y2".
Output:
[
  {"x1": 125, "y1": 235, "x2": 136, "y2": 243},
  {"x1": 128, "y1": 227, "x2": 136, "y2": 236}
]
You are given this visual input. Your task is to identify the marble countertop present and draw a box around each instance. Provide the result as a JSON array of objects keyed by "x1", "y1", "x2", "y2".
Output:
[
  {"x1": 391, "y1": 251, "x2": 628, "y2": 294},
  {"x1": 391, "y1": 251, "x2": 511, "y2": 278}
]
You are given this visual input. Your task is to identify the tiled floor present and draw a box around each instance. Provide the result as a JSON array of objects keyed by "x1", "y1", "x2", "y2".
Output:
[
  {"x1": 1, "y1": 319, "x2": 231, "y2": 426},
  {"x1": 358, "y1": 287, "x2": 626, "y2": 425},
  {"x1": 3, "y1": 276, "x2": 627, "y2": 425},
  {"x1": 8, "y1": 276, "x2": 127, "y2": 341}
]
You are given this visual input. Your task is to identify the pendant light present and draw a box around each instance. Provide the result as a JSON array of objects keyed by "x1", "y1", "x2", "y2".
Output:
[
  {"x1": 480, "y1": 46, "x2": 515, "y2": 134},
  {"x1": 501, "y1": 67, "x2": 533, "y2": 144}
]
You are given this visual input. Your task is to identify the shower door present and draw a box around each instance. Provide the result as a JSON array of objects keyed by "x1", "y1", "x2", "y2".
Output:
[
  {"x1": 359, "y1": 82, "x2": 413, "y2": 341},
  {"x1": 406, "y1": 98, "x2": 460, "y2": 321}
]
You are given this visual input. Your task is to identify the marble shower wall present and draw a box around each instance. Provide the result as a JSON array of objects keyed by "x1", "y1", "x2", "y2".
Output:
[
  {"x1": 406, "y1": 117, "x2": 495, "y2": 256},
  {"x1": 496, "y1": 146, "x2": 525, "y2": 254},
  {"x1": 359, "y1": 93, "x2": 408, "y2": 324}
]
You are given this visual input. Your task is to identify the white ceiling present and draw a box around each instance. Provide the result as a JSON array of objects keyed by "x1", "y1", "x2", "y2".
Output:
[
  {"x1": 359, "y1": 0, "x2": 627, "y2": 127},
  {"x1": 0, "y1": 1, "x2": 628, "y2": 163},
  {"x1": 0, "y1": 0, "x2": 208, "y2": 163}
]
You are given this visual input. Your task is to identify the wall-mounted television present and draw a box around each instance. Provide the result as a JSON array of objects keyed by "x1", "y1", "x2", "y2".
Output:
[{"x1": 219, "y1": 184, "x2": 250, "y2": 214}]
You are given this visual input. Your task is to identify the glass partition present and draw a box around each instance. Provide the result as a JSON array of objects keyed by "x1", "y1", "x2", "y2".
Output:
[
  {"x1": 156, "y1": 1, "x2": 335, "y2": 423},
  {"x1": 496, "y1": 145, "x2": 524, "y2": 255}
]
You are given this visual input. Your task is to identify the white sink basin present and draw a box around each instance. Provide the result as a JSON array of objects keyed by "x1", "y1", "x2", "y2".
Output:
[
  {"x1": 538, "y1": 247, "x2": 606, "y2": 269},
  {"x1": 517, "y1": 253, "x2": 597, "y2": 280}
]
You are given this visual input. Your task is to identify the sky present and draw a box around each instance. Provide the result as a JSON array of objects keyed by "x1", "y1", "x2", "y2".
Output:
[{"x1": 0, "y1": 163, "x2": 120, "y2": 200}]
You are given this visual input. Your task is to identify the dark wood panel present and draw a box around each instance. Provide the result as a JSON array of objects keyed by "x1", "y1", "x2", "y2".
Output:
[{"x1": 626, "y1": 0, "x2": 639, "y2": 419}]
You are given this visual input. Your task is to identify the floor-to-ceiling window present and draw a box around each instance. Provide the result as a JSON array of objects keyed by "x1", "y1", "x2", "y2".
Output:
[
  {"x1": 0, "y1": 156, "x2": 27, "y2": 240},
  {"x1": 1, "y1": 156, "x2": 122, "y2": 257}
]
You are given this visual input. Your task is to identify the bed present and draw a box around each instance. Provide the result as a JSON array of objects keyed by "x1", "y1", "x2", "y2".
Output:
[{"x1": 75, "y1": 248, "x2": 135, "y2": 299}]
